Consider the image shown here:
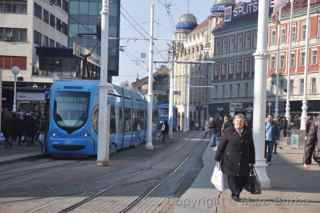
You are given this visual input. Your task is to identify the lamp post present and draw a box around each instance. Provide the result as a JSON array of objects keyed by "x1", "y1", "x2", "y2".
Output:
[
  {"x1": 274, "y1": 9, "x2": 282, "y2": 119},
  {"x1": 97, "y1": 0, "x2": 110, "y2": 166},
  {"x1": 146, "y1": 0, "x2": 155, "y2": 150},
  {"x1": 0, "y1": 68, "x2": 2, "y2": 132},
  {"x1": 11, "y1": 66, "x2": 20, "y2": 113},
  {"x1": 300, "y1": 0, "x2": 311, "y2": 131},
  {"x1": 252, "y1": 0, "x2": 271, "y2": 188},
  {"x1": 168, "y1": 42, "x2": 175, "y2": 138}
]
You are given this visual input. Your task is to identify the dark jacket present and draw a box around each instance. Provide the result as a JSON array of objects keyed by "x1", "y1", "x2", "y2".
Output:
[
  {"x1": 215, "y1": 126, "x2": 255, "y2": 176},
  {"x1": 305, "y1": 118, "x2": 320, "y2": 163}
]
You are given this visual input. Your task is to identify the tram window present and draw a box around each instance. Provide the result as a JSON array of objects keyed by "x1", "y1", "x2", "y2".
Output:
[
  {"x1": 124, "y1": 107, "x2": 132, "y2": 132},
  {"x1": 138, "y1": 110, "x2": 145, "y2": 129},
  {"x1": 118, "y1": 106, "x2": 124, "y2": 133},
  {"x1": 110, "y1": 105, "x2": 116, "y2": 134}
]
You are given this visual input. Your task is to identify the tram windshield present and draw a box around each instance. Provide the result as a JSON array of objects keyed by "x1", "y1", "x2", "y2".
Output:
[{"x1": 54, "y1": 91, "x2": 90, "y2": 132}]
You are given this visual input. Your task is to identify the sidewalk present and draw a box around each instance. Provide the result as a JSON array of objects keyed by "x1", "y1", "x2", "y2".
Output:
[
  {"x1": 0, "y1": 144, "x2": 42, "y2": 164},
  {"x1": 174, "y1": 141, "x2": 320, "y2": 213}
]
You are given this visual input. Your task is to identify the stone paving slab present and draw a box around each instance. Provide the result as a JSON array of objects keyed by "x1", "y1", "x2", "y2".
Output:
[{"x1": 174, "y1": 140, "x2": 320, "y2": 213}]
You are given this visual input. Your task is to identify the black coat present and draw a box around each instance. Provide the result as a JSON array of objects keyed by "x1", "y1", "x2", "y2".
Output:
[{"x1": 215, "y1": 126, "x2": 255, "y2": 177}]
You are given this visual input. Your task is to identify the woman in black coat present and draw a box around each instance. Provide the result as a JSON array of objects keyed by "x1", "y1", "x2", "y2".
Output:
[{"x1": 215, "y1": 114, "x2": 255, "y2": 201}]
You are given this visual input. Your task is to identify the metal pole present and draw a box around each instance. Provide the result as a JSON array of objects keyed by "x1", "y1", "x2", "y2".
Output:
[
  {"x1": 300, "y1": 0, "x2": 311, "y2": 131},
  {"x1": 184, "y1": 64, "x2": 190, "y2": 132},
  {"x1": 0, "y1": 68, "x2": 2, "y2": 132},
  {"x1": 146, "y1": 0, "x2": 155, "y2": 150},
  {"x1": 274, "y1": 9, "x2": 282, "y2": 119},
  {"x1": 285, "y1": 0, "x2": 294, "y2": 125},
  {"x1": 97, "y1": 0, "x2": 110, "y2": 166},
  {"x1": 168, "y1": 42, "x2": 175, "y2": 138},
  {"x1": 13, "y1": 75, "x2": 17, "y2": 113},
  {"x1": 253, "y1": 0, "x2": 271, "y2": 188}
]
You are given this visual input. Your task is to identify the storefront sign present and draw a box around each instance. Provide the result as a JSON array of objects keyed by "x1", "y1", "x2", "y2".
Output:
[
  {"x1": 233, "y1": 0, "x2": 258, "y2": 18},
  {"x1": 17, "y1": 92, "x2": 45, "y2": 101}
]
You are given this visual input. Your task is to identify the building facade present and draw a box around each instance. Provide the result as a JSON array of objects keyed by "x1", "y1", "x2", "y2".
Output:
[
  {"x1": 173, "y1": 12, "x2": 223, "y2": 130},
  {"x1": 208, "y1": 1, "x2": 257, "y2": 119},
  {"x1": 267, "y1": 0, "x2": 320, "y2": 116},
  {"x1": 68, "y1": 0, "x2": 120, "y2": 79},
  {"x1": 0, "y1": 0, "x2": 69, "y2": 111}
]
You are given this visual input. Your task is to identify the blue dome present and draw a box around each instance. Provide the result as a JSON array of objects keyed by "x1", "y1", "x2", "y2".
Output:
[{"x1": 176, "y1": 13, "x2": 198, "y2": 31}]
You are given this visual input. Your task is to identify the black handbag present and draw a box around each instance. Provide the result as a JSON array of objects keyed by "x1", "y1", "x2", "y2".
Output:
[{"x1": 245, "y1": 167, "x2": 262, "y2": 194}]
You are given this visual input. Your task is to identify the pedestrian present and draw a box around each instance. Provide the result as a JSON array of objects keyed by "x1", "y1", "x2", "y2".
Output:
[
  {"x1": 273, "y1": 118, "x2": 280, "y2": 154},
  {"x1": 304, "y1": 115, "x2": 320, "y2": 168},
  {"x1": 221, "y1": 115, "x2": 232, "y2": 136},
  {"x1": 265, "y1": 115, "x2": 276, "y2": 164},
  {"x1": 206, "y1": 117, "x2": 219, "y2": 147},
  {"x1": 160, "y1": 121, "x2": 168, "y2": 142},
  {"x1": 215, "y1": 114, "x2": 255, "y2": 202}
]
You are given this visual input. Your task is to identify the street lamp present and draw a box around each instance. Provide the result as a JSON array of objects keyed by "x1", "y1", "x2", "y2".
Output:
[{"x1": 11, "y1": 66, "x2": 20, "y2": 113}]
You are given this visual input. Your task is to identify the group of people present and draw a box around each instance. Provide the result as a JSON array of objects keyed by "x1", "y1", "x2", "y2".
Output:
[
  {"x1": 209, "y1": 112, "x2": 320, "y2": 202},
  {"x1": 1, "y1": 108, "x2": 46, "y2": 148}
]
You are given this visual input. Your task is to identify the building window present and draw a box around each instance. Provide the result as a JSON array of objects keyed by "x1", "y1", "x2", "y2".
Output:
[
  {"x1": 237, "y1": 83, "x2": 240, "y2": 97},
  {"x1": 238, "y1": 33, "x2": 243, "y2": 49},
  {"x1": 34, "y1": 3, "x2": 42, "y2": 19},
  {"x1": 63, "y1": 0, "x2": 69, "y2": 12},
  {"x1": 0, "y1": 27, "x2": 27, "y2": 42},
  {"x1": 43, "y1": 35, "x2": 49, "y2": 47},
  {"x1": 56, "y1": 18, "x2": 62, "y2": 32},
  {"x1": 281, "y1": 27, "x2": 286, "y2": 44},
  {"x1": 280, "y1": 55, "x2": 285, "y2": 68},
  {"x1": 49, "y1": 39, "x2": 55, "y2": 47},
  {"x1": 238, "y1": 60, "x2": 242, "y2": 73},
  {"x1": 43, "y1": 9, "x2": 49, "y2": 24},
  {"x1": 0, "y1": 55, "x2": 27, "y2": 70},
  {"x1": 50, "y1": 14, "x2": 56, "y2": 28},
  {"x1": 290, "y1": 80, "x2": 294, "y2": 94},
  {"x1": 318, "y1": 17, "x2": 320, "y2": 38},
  {"x1": 229, "y1": 84, "x2": 233, "y2": 97},
  {"x1": 271, "y1": 29, "x2": 276, "y2": 45},
  {"x1": 222, "y1": 85, "x2": 225, "y2": 98},
  {"x1": 300, "y1": 51, "x2": 305, "y2": 66},
  {"x1": 311, "y1": 78, "x2": 317, "y2": 94},
  {"x1": 300, "y1": 79, "x2": 304, "y2": 95},
  {"x1": 0, "y1": 0, "x2": 27, "y2": 14},
  {"x1": 290, "y1": 52, "x2": 296, "y2": 67},
  {"x1": 291, "y1": 24, "x2": 297, "y2": 42},
  {"x1": 271, "y1": 56, "x2": 276, "y2": 69},
  {"x1": 301, "y1": 24, "x2": 306, "y2": 41},
  {"x1": 312, "y1": 49, "x2": 318, "y2": 65},
  {"x1": 33, "y1": 30, "x2": 41, "y2": 45},
  {"x1": 245, "y1": 83, "x2": 249, "y2": 96},
  {"x1": 246, "y1": 32, "x2": 251, "y2": 49},
  {"x1": 62, "y1": 22, "x2": 68, "y2": 35}
]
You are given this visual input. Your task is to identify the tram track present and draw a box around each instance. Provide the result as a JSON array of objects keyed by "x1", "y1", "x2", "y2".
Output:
[{"x1": 56, "y1": 132, "x2": 206, "y2": 213}]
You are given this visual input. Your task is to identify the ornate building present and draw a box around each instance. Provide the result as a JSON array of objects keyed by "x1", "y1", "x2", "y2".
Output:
[
  {"x1": 173, "y1": 11, "x2": 223, "y2": 130},
  {"x1": 267, "y1": 0, "x2": 320, "y2": 116}
]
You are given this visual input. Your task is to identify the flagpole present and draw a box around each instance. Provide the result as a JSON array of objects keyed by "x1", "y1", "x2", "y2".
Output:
[
  {"x1": 300, "y1": 0, "x2": 311, "y2": 130},
  {"x1": 285, "y1": 0, "x2": 294, "y2": 126}
]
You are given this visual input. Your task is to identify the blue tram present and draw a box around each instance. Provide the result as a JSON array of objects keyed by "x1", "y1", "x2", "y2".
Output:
[{"x1": 45, "y1": 80, "x2": 157, "y2": 157}]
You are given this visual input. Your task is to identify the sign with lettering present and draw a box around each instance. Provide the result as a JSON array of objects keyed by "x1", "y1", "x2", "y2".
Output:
[{"x1": 233, "y1": 0, "x2": 258, "y2": 17}]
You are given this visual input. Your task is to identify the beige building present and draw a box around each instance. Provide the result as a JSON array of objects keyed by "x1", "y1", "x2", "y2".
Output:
[
  {"x1": 173, "y1": 13, "x2": 223, "y2": 130},
  {"x1": 0, "y1": 0, "x2": 69, "y2": 83}
]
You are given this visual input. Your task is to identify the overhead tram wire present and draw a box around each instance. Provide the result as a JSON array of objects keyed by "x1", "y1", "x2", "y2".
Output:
[{"x1": 120, "y1": 4, "x2": 168, "y2": 61}]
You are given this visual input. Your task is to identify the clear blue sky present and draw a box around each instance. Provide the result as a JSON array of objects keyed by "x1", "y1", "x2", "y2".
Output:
[{"x1": 113, "y1": 0, "x2": 213, "y2": 85}]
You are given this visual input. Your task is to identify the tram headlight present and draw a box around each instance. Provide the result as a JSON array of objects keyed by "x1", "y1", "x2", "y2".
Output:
[
  {"x1": 81, "y1": 132, "x2": 90, "y2": 137},
  {"x1": 52, "y1": 133, "x2": 56, "y2": 137}
]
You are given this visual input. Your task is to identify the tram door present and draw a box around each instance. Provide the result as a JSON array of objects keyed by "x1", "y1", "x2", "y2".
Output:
[{"x1": 123, "y1": 98, "x2": 133, "y2": 148}]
